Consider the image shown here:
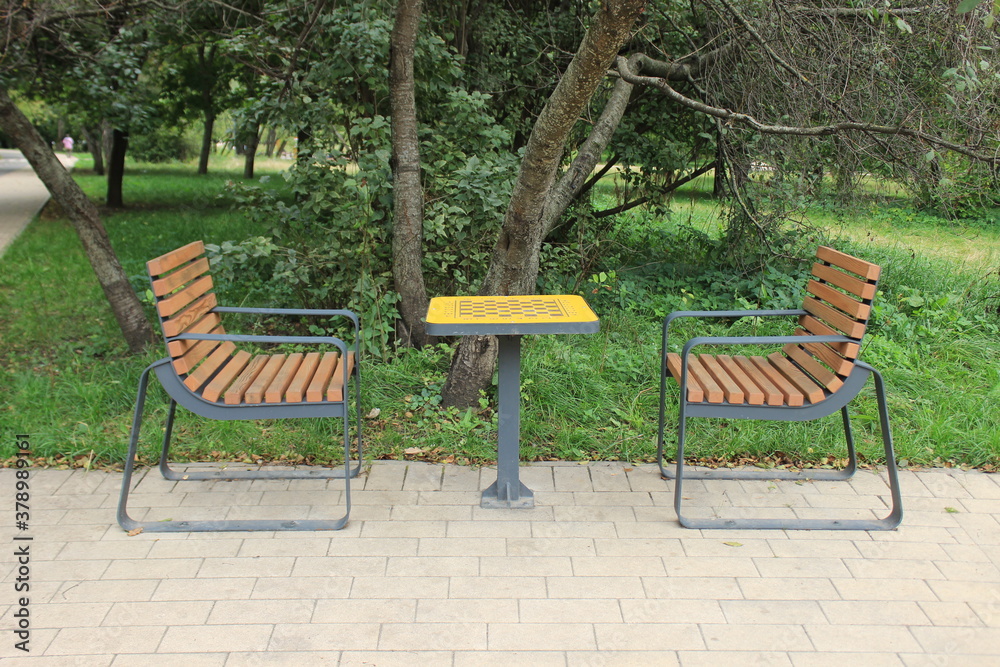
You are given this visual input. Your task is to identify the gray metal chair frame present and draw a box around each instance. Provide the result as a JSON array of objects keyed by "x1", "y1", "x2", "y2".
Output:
[
  {"x1": 117, "y1": 245, "x2": 362, "y2": 533},
  {"x1": 657, "y1": 254, "x2": 903, "y2": 530}
]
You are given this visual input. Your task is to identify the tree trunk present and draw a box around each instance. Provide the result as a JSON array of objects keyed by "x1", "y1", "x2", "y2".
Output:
[
  {"x1": 264, "y1": 126, "x2": 277, "y2": 158},
  {"x1": 0, "y1": 86, "x2": 155, "y2": 354},
  {"x1": 81, "y1": 126, "x2": 105, "y2": 175},
  {"x1": 198, "y1": 109, "x2": 215, "y2": 175},
  {"x1": 441, "y1": 0, "x2": 645, "y2": 408},
  {"x1": 389, "y1": 0, "x2": 433, "y2": 348},
  {"x1": 243, "y1": 121, "x2": 259, "y2": 179},
  {"x1": 106, "y1": 127, "x2": 128, "y2": 208}
]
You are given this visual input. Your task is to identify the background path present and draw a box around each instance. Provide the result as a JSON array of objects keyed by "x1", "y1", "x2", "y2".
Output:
[{"x1": 0, "y1": 148, "x2": 77, "y2": 257}]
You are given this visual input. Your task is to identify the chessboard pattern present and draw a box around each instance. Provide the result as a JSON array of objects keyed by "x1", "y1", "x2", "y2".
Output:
[{"x1": 456, "y1": 298, "x2": 568, "y2": 320}]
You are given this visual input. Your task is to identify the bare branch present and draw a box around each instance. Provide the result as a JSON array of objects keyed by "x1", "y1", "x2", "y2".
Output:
[{"x1": 616, "y1": 56, "x2": 1000, "y2": 165}]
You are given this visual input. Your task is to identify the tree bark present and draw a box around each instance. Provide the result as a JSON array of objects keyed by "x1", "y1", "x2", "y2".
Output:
[
  {"x1": 81, "y1": 126, "x2": 104, "y2": 175},
  {"x1": 389, "y1": 0, "x2": 433, "y2": 348},
  {"x1": 441, "y1": 0, "x2": 645, "y2": 408},
  {"x1": 243, "y1": 121, "x2": 259, "y2": 179},
  {"x1": 0, "y1": 86, "x2": 155, "y2": 354},
  {"x1": 198, "y1": 109, "x2": 215, "y2": 175},
  {"x1": 106, "y1": 127, "x2": 128, "y2": 208}
]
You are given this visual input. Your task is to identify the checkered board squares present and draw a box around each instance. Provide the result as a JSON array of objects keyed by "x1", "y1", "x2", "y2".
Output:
[{"x1": 456, "y1": 298, "x2": 568, "y2": 321}]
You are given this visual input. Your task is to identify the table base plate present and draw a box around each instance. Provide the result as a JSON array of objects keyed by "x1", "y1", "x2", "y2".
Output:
[{"x1": 480, "y1": 481, "x2": 535, "y2": 509}]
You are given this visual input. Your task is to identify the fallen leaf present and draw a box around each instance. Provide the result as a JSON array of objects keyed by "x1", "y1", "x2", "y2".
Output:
[
  {"x1": 404, "y1": 447, "x2": 424, "y2": 455},
  {"x1": 723, "y1": 541, "x2": 743, "y2": 547},
  {"x1": 366, "y1": 408, "x2": 382, "y2": 419},
  {"x1": 944, "y1": 507, "x2": 959, "y2": 513},
  {"x1": 127, "y1": 527, "x2": 144, "y2": 537}
]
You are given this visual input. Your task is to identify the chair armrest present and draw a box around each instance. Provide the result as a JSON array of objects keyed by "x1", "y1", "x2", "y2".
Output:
[
  {"x1": 680, "y1": 334, "x2": 855, "y2": 359},
  {"x1": 214, "y1": 307, "x2": 360, "y2": 331},
  {"x1": 171, "y1": 332, "x2": 350, "y2": 355},
  {"x1": 664, "y1": 309, "x2": 805, "y2": 327}
]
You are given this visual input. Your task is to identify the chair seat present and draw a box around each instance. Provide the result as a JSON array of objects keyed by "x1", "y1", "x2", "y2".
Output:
[
  {"x1": 666, "y1": 351, "x2": 839, "y2": 407},
  {"x1": 188, "y1": 350, "x2": 356, "y2": 405}
]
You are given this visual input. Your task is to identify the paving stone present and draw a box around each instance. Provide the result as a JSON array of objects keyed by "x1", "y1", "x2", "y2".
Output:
[
  {"x1": 416, "y1": 599, "x2": 518, "y2": 624},
  {"x1": 380, "y1": 622, "x2": 487, "y2": 650},
  {"x1": 488, "y1": 622, "x2": 595, "y2": 651}
]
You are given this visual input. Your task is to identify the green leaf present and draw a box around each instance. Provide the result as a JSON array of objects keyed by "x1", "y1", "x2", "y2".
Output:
[
  {"x1": 956, "y1": 0, "x2": 984, "y2": 13},
  {"x1": 894, "y1": 17, "x2": 913, "y2": 33},
  {"x1": 924, "y1": 149, "x2": 936, "y2": 162}
]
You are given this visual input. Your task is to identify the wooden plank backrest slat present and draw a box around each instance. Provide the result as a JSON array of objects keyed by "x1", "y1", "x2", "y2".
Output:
[
  {"x1": 811, "y1": 263, "x2": 877, "y2": 300},
  {"x1": 798, "y1": 315, "x2": 861, "y2": 359},
  {"x1": 171, "y1": 324, "x2": 225, "y2": 375},
  {"x1": 803, "y1": 297, "x2": 867, "y2": 339},
  {"x1": 166, "y1": 313, "x2": 223, "y2": 357},
  {"x1": 157, "y1": 275, "x2": 214, "y2": 318},
  {"x1": 816, "y1": 246, "x2": 880, "y2": 281},
  {"x1": 699, "y1": 354, "x2": 744, "y2": 404},
  {"x1": 666, "y1": 353, "x2": 704, "y2": 403},
  {"x1": 147, "y1": 240, "x2": 205, "y2": 276},
  {"x1": 327, "y1": 352, "x2": 356, "y2": 402},
  {"x1": 182, "y1": 342, "x2": 236, "y2": 392},
  {"x1": 767, "y1": 352, "x2": 827, "y2": 404},
  {"x1": 151, "y1": 257, "x2": 211, "y2": 297},
  {"x1": 782, "y1": 345, "x2": 845, "y2": 393},
  {"x1": 162, "y1": 294, "x2": 218, "y2": 338},
  {"x1": 203, "y1": 351, "x2": 252, "y2": 402},
  {"x1": 807, "y1": 280, "x2": 871, "y2": 321},
  {"x1": 224, "y1": 355, "x2": 269, "y2": 405},
  {"x1": 265, "y1": 353, "x2": 304, "y2": 404},
  {"x1": 306, "y1": 352, "x2": 339, "y2": 402},
  {"x1": 786, "y1": 335, "x2": 855, "y2": 376},
  {"x1": 716, "y1": 355, "x2": 765, "y2": 405},
  {"x1": 245, "y1": 354, "x2": 286, "y2": 404},
  {"x1": 732, "y1": 356, "x2": 784, "y2": 406},
  {"x1": 286, "y1": 352, "x2": 321, "y2": 403},
  {"x1": 750, "y1": 356, "x2": 805, "y2": 407}
]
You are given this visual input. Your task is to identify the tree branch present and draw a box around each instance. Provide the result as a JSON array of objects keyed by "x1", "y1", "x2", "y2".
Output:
[{"x1": 616, "y1": 56, "x2": 1000, "y2": 164}]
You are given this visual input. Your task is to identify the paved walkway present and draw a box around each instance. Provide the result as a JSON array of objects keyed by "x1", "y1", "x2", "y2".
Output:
[
  {"x1": 0, "y1": 148, "x2": 76, "y2": 257},
  {"x1": 2, "y1": 460, "x2": 998, "y2": 665}
]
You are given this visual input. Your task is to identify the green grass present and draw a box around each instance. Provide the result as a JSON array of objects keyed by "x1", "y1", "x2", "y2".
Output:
[{"x1": 1, "y1": 157, "x2": 998, "y2": 471}]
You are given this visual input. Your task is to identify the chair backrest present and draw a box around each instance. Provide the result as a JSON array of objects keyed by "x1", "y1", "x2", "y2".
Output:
[
  {"x1": 147, "y1": 241, "x2": 234, "y2": 390},
  {"x1": 782, "y1": 246, "x2": 880, "y2": 393}
]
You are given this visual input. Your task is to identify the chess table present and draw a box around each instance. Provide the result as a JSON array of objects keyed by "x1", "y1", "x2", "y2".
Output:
[{"x1": 425, "y1": 295, "x2": 600, "y2": 508}]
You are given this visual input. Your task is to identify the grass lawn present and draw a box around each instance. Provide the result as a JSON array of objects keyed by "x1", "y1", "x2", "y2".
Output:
[{"x1": 1, "y1": 155, "x2": 998, "y2": 472}]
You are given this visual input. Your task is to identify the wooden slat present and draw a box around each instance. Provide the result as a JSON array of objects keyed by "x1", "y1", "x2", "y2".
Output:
[
  {"x1": 245, "y1": 354, "x2": 286, "y2": 404},
  {"x1": 147, "y1": 241, "x2": 205, "y2": 276},
  {"x1": 782, "y1": 345, "x2": 845, "y2": 393},
  {"x1": 171, "y1": 324, "x2": 225, "y2": 375},
  {"x1": 816, "y1": 246, "x2": 880, "y2": 281},
  {"x1": 803, "y1": 297, "x2": 867, "y2": 339},
  {"x1": 162, "y1": 294, "x2": 218, "y2": 338},
  {"x1": 182, "y1": 342, "x2": 236, "y2": 392},
  {"x1": 750, "y1": 356, "x2": 805, "y2": 407},
  {"x1": 699, "y1": 354, "x2": 745, "y2": 404},
  {"x1": 202, "y1": 351, "x2": 252, "y2": 402},
  {"x1": 286, "y1": 352, "x2": 321, "y2": 403},
  {"x1": 767, "y1": 352, "x2": 827, "y2": 404},
  {"x1": 788, "y1": 332, "x2": 855, "y2": 376},
  {"x1": 732, "y1": 356, "x2": 784, "y2": 406},
  {"x1": 666, "y1": 353, "x2": 704, "y2": 403},
  {"x1": 151, "y1": 257, "x2": 211, "y2": 297},
  {"x1": 716, "y1": 355, "x2": 765, "y2": 405},
  {"x1": 684, "y1": 356, "x2": 723, "y2": 404},
  {"x1": 166, "y1": 313, "x2": 223, "y2": 357},
  {"x1": 224, "y1": 355, "x2": 269, "y2": 405},
  {"x1": 306, "y1": 352, "x2": 339, "y2": 402},
  {"x1": 811, "y1": 262, "x2": 877, "y2": 300},
  {"x1": 157, "y1": 275, "x2": 214, "y2": 318},
  {"x1": 327, "y1": 352, "x2": 356, "y2": 402},
  {"x1": 798, "y1": 315, "x2": 860, "y2": 359},
  {"x1": 807, "y1": 280, "x2": 871, "y2": 320},
  {"x1": 265, "y1": 353, "x2": 304, "y2": 403}
]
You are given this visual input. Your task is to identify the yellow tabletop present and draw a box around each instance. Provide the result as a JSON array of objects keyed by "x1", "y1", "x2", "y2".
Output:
[{"x1": 425, "y1": 295, "x2": 599, "y2": 336}]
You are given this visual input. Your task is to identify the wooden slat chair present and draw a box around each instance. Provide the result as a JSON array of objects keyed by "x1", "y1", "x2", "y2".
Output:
[
  {"x1": 658, "y1": 246, "x2": 902, "y2": 530},
  {"x1": 116, "y1": 240, "x2": 363, "y2": 533}
]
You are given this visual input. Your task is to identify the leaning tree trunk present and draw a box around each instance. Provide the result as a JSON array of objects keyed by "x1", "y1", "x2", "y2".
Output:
[
  {"x1": 441, "y1": 0, "x2": 645, "y2": 408},
  {"x1": 0, "y1": 87, "x2": 155, "y2": 354},
  {"x1": 389, "y1": 0, "x2": 433, "y2": 348},
  {"x1": 106, "y1": 127, "x2": 128, "y2": 208},
  {"x1": 243, "y1": 121, "x2": 259, "y2": 179}
]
